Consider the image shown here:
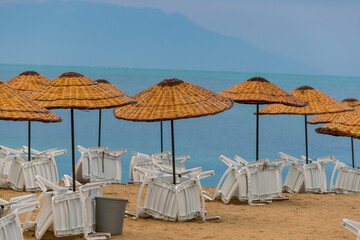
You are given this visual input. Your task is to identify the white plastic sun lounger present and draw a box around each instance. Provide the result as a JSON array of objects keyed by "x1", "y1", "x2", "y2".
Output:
[
  {"x1": 76, "y1": 145, "x2": 126, "y2": 183},
  {"x1": 203, "y1": 155, "x2": 243, "y2": 204},
  {"x1": 302, "y1": 155, "x2": 337, "y2": 193},
  {"x1": 330, "y1": 161, "x2": 360, "y2": 194},
  {"x1": 129, "y1": 151, "x2": 189, "y2": 183},
  {"x1": 342, "y1": 219, "x2": 360, "y2": 239},
  {"x1": 279, "y1": 152, "x2": 306, "y2": 193},
  {"x1": 0, "y1": 202, "x2": 40, "y2": 240},
  {"x1": 235, "y1": 156, "x2": 288, "y2": 205},
  {"x1": 25, "y1": 175, "x2": 110, "y2": 239},
  {"x1": 7, "y1": 148, "x2": 66, "y2": 192},
  {"x1": 131, "y1": 166, "x2": 218, "y2": 222}
]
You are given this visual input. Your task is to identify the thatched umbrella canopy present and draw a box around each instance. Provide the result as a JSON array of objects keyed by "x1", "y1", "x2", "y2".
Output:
[
  {"x1": 219, "y1": 77, "x2": 308, "y2": 160},
  {"x1": 259, "y1": 86, "x2": 353, "y2": 163},
  {"x1": 114, "y1": 78, "x2": 233, "y2": 184},
  {"x1": 7, "y1": 71, "x2": 50, "y2": 96},
  {"x1": 95, "y1": 79, "x2": 133, "y2": 147},
  {"x1": 7, "y1": 71, "x2": 51, "y2": 161},
  {"x1": 0, "y1": 80, "x2": 62, "y2": 160},
  {"x1": 309, "y1": 98, "x2": 360, "y2": 125},
  {"x1": 316, "y1": 108, "x2": 360, "y2": 168},
  {"x1": 309, "y1": 98, "x2": 360, "y2": 167},
  {"x1": 31, "y1": 72, "x2": 136, "y2": 191}
]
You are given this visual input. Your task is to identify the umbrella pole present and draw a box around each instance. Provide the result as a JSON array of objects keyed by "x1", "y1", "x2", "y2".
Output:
[
  {"x1": 305, "y1": 115, "x2": 309, "y2": 164},
  {"x1": 171, "y1": 120, "x2": 176, "y2": 185},
  {"x1": 161, "y1": 121, "x2": 163, "y2": 152},
  {"x1": 256, "y1": 103, "x2": 259, "y2": 161},
  {"x1": 71, "y1": 109, "x2": 76, "y2": 192},
  {"x1": 98, "y1": 109, "x2": 102, "y2": 147},
  {"x1": 28, "y1": 121, "x2": 31, "y2": 162},
  {"x1": 351, "y1": 137, "x2": 355, "y2": 168}
]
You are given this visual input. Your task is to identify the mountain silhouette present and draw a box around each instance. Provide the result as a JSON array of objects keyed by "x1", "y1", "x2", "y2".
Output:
[{"x1": 0, "y1": 1, "x2": 318, "y2": 74}]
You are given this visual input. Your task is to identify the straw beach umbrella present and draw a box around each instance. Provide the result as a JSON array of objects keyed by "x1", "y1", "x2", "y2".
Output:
[
  {"x1": 258, "y1": 86, "x2": 353, "y2": 163},
  {"x1": 219, "y1": 77, "x2": 308, "y2": 160},
  {"x1": 95, "y1": 79, "x2": 133, "y2": 147},
  {"x1": 7, "y1": 71, "x2": 50, "y2": 161},
  {"x1": 316, "y1": 108, "x2": 360, "y2": 168},
  {"x1": 309, "y1": 98, "x2": 360, "y2": 167},
  {"x1": 114, "y1": 78, "x2": 233, "y2": 184},
  {"x1": 31, "y1": 72, "x2": 135, "y2": 191},
  {"x1": 0, "y1": 80, "x2": 62, "y2": 160}
]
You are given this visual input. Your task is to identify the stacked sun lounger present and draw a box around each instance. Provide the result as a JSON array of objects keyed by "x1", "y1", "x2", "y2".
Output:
[
  {"x1": 204, "y1": 155, "x2": 289, "y2": 205},
  {"x1": 280, "y1": 152, "x2": 359, "y2": 194},
  {"x1": 24, "y1": 175, "x2": 111, "y2": 239},
  {"x1": 75, "y1": 145, "x2": 126, "y2": 183},
  {"x1": 0, "y1": 146, "x2": 66, "y2": 192},
  {"x1": 128, "y1": 163, "x2": 219, "y2": 222},
  {"x1": 0, "y1": 194, "x2": 40, "y2": 240},
  {"x1": 129, "y1": 151, "x2": 189, "y2": 183}
]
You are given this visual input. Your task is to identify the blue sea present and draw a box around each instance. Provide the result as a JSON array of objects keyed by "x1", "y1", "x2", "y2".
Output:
[{"x1": 0, "y1": 64, "x2": 359, "y2": 187}]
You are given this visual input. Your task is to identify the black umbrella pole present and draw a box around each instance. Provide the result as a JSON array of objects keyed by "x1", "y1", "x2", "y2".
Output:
[
  {"x1": 71, "y1": 109, "x2": 76, "y2": 192},
  {"x1": 171, "y1": 120, "x2": 176, "y2": 185},
  {"x1": 256, "y1": 104, "x2": 259, "y2": 161},
  {"x1": 28, "y1": 121, "x2": 31, "y2": 162},
  {"x1": 98, "y1": 109, "x2": 102, "y2": 147},
  {"x1": 305, "y1": 115, "x2": 309, "y2": 164},
  {"x1": 351, "y1": 137, "x2": 355, "y2": 168},
  {"x1": 161, "y1": 121, "x2": 163, "y2": 152}
]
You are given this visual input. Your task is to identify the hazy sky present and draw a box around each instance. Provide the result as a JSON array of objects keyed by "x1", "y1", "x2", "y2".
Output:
[
  {"x1": 1, "y1": 0, "x2": 359, "y2": 76},
  {"x1": 82, "y1": 0, "x2": 360, "y2": 76}
]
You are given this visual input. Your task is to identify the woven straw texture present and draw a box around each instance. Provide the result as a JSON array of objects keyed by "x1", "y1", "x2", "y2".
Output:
[
  {"x1": 315, "y1": 122, "x2": 360, "y2": 139},
  {"x1": 0, "y1": 81, "x2": 62, "y2": 122},
  {"x1": 258, "y1": 86, "x2": 354, "y2": 115},
  {"x1": 31, "y1": 72, "x2": 136, "y2": 109},
  {"x1": 114, "y1": 78, "x2": 233, "y2": 122},
  {"x1": 309, "y1": 98, "x2": 360, "y2": 124},
  {"x1": 95, "y1": 79, "x2": 131, "y2": 97},
  {"x1": 6, "y1": 71, "x2": 50, "y2": 96},
  {"x1": 219, "y1": 77, "x2": 308, "y2": 106}
]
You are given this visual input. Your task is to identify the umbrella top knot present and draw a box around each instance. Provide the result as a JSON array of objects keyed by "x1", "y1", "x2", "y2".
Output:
[
  {"x1": 157, "y1": 78, "x2": 183, "y2": 87},
  {"x1": 59, "y1": 72, "x2": 84, "y2": 78},
  {"x1": 95, "y1": 79, "x2": 110, "y2": 84},
  {"x1": 343, "y1": 98, "x2": 358, "y2": 102},
  {"x1": 247, "y1": 77, "x2": 269, "y2": 82},
  {"x1": 19, "y1": 71, "x2": 40, "y2": 76},
  {"x1": 296, "y1": 86, "x2": 314, "y2": 90}
]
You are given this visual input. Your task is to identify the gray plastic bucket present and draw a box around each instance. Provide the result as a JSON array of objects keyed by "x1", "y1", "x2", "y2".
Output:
[{"x1": 95, "y1": 197, "x2": 128, "y2": 235}]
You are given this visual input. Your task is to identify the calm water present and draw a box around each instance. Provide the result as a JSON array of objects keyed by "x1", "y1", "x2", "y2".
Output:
[{"x1": 0, "y1": 64, "x2": 359, "y2": 187}]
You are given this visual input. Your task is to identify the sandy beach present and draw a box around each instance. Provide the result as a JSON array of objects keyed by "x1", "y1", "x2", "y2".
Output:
[{"x1": 0, "y1": 183, "x2": 355, "y2": 240}]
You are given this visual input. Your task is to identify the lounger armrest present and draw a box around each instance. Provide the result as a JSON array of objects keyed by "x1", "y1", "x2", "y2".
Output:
[
  {"x1": 278, "y1": 152, "x2": 299, "y2": 163},
  {"x1": 132, "y1": 152, "x2": 151, "y2": 159},
  {"x1": 10, "y1": 194, "x2": 37, "y2": 205},
  {"x1": 22, "y1": 146, "x2": 42, "y2": 155},
  {"x1": 220, "y1": 155, "x2": 240, "y2": 168},
  {"x1": 0, "y1": 146, "x2": 23, "y2": 155},
  {"x1": 175, "y1": 155, "x2": 190, "y2": 164},
  {"x1": 12, "y1": 202, "x2": 40, "y2": 215},
  {"x1": 246, "y1": 158, "x2": 269, "y2": 167},
  {"x1": 52, "y1": 149, "x2": 67, "y2": 157},
  {"x1": 268, "y1": 158, "x2": 287, "y2": 165},
  {"x1": 190, "y1": 170, "x2": 214, "y2": 180},
  {"x1": 342, "y1": 218, "x2": 360, "y2": 236},
  {"x1": 152, "y1": 152, "x2": 171, "y2": 158},
  {"x1": 35, "y1": 175, "x2": 69, "y2": 194},
  {"x1": 79, "y1": 181, "x2": 106, "y2": 192},
  {"x1": 89, "y1": 146, "x2": 109, "y2": 152},
  {"x1": 76, "y1": 145, "x2": 88, "y2": 154},
  {"x1": 234, "y1": 155, "x2": 248, "y2": 165},
  {"x1": 62, "y1": 174, "x2": 82, "y2": 188},
  {"x1": 106, "y1": 149, "x2": 127, "y2": 156},
  {"x1": 133, "y1": 166, "x2": 159, "y2": 178},
  {"x1": 317, "y1": 156, "x2": 337, "y2": 165},
  {"x1": 300, "y1": 155, "x2": 315, "y2": 163}
]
